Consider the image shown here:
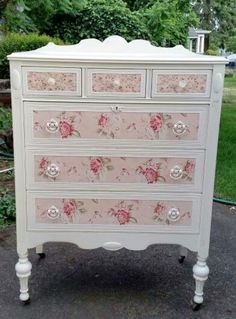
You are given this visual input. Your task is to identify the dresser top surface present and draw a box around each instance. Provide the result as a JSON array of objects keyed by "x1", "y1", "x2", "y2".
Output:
[{"x1": 8, "y1": 35, "x2": 227, "y2": 64}]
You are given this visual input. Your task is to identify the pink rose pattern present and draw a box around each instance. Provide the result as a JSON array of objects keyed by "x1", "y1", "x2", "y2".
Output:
[
  {"x1": 35, "y1": 198, "x2": 192, "y2": 226},
  {"x1": 33, "y1": 110, "x2": 197, "y2": 141},
  {"x1": 36, "y1": 156, "x2": 196, "y2": 184},
  {"x1": 27, "y1": 72, "x2": 77, "y2": 92},
  {"x1": 92, "y1": 73, "x2": 141, "y2": 93},
  {"x1": 156, "y1": 74, "x2": 207, "y2": 94},
  {"x1": 35, "y1": 156, "x2": 196, "y2": 184}
]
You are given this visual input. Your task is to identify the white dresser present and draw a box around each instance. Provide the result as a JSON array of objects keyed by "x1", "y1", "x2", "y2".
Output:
[{"x1": 8, "y1": 36, "x2": 226, "y2": 309}]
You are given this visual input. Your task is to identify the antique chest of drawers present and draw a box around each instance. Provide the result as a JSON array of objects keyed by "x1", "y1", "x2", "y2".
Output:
[{"x1": 8, "y1": 36, "x2": 226, "y2": 309}]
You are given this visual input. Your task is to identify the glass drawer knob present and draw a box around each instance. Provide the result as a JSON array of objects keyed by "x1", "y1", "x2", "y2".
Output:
[
  {"x1": 178, "y1": 80, "x2": 187, "y2": 88},
  {"x1": 173, "y1": 121, "x2": 187, "y2": 135},
  {"x1": 47, "y1": 77, "x2": 56, "y2": 85},
  {"x1": 46, "y1": 119, "x2": 59, "y2": 133},
  {"x1": 170, "y1": 165, "x2": 183, "y2": 179},
  {"x1": 46, "y1": 163, "x2": 60, "y2": 178},
  {"x1": 47, "y1": 206, "x2": 60, "y2": 219},
  {"x1": 112, "y1": 79, "x2": 121, "y2": 88},
  {"x1": 167, "y1": 208, "x2": 180, "y2": 222}
]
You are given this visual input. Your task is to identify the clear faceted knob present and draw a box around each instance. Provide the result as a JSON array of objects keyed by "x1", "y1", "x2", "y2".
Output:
[
  {"x1": 46, "y1": 163, "x2": 60, "y2": 178},
  {"x1": 167, "y1": 208, "x2": 180, "y2": 222},
  {"x1": 47, "y1": 205, "x2": 60, "y2": 219},
  {"x1": 170, "y1": 165, "x2": 183, "y2": 179},
  {"x1": 173, "y1": 121, "x2": 187, "y2": 135},
  {"x1": 46, "y1": 119, "x2": 59, "y2": 133},
  {"x1": 47, "y1": 77, "x2": 56, "y2": 85},
  {"x1": 112, "y1": 79, "x2": 121, "y2": 88},
  {"x1": 178, "y1": 80, "x2": 187, "y2": 88}
]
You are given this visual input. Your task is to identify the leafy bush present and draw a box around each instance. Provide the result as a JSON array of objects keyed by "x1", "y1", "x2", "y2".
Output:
[
  {"x1": 0, "y1": 190, "x2": 15, "y2": 226},
  {"x1": 0, "y1": 33, "x2": 63, "y2": 79},
  {"x1": 206, "y1": 49, "x2": 218, "y2": 56},
  {"x1": 46, "y1": 0, "x2": 151, "y2": 44}
]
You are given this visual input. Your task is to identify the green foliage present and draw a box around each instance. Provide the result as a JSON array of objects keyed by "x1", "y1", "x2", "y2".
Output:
[
  {"x1": 205, "y1": 49, "x2": 217, "y2": 55},
  {"x1": 1, "y1": 0, "x2": 86, "y2": 33},
  {"x1": 46, "y1": 0, "x2": 151, "y2": 44},
  {"x1": 0, "y1": 108, "x2": 12, "y2": 130},
  {"x1": 226, "y1": 36, "x2": 236, "y2": 53},
  {"x1": 0, "y1": 33, "x2": 63, "y2": 79},
  {"x1": 0, "y1": 189, "x2": 15, "y2": 226},
  {"x1": 142, "y1": 0, "x2": 198, "y2": 46}
]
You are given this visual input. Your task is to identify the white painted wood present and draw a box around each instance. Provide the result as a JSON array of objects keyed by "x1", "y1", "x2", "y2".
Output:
[
  {"x1": 8, "y1": 36, "x2": 226, "y2": 306},
  {"x1": 8, "y1": 35, "x2": 226, "y2": 64},
  {"x1": 193, "y1": 256, "x2": 209, "y2": 304},
  {"x1": 26, "y1": 190, "x2": 201, "y2": 233},
  {"x1": 35, "y1": 244, "x2": 43, "y2": 254},
  {"x1": 151, "y1": 69, "x2": 212, "y2": 98},
  {"x1": 86, "y1": 68, "x2": 146, "y2": 98},
  {"x1": 25, "y1": 148, "x2": 205, "y2": 193},
  {"x1": 22, "y1": 67, "x2": 81, "y2": 96},
  {"x1": 24, "y1": 102, "x2": 208, "y2": 149}
]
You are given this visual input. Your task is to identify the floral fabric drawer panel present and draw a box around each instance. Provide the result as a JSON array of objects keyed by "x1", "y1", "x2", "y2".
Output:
[
  {"x1": 33, "y1": 155, "x2": 199, "y2": 185},
  {"x1": 31, "y1": 109, "x2": 201, "y2": 142},
  {"x1": 86, "y1": 69, "x2": 146, "y2": 97},
  {"x1": 152, "y1": 70, "x2": 211, "y2": 97},
  {"x1": 23, "y1": 67, "x2": 81, "y2": 95},
  {"x1": 34, "y1": 197, "x2": 193, "y2": 226}
]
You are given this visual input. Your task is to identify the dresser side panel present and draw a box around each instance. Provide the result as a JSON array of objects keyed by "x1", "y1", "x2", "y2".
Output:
[{"x1": 10, "y1": 61, "x2": 27, "y2": 254}]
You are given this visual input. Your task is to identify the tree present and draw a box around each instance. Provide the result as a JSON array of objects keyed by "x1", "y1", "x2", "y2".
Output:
[
  {"x1": 193, "y1": 0, "x2": 236, "y2": 46},
  {"x1": 142, "y1": 0, "x2": 198, "y2": 46}
]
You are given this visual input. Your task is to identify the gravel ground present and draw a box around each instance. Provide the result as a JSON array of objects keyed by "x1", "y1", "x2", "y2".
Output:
[{"x1": 0, "y1": 202, "x2": 235, "y2": 319}]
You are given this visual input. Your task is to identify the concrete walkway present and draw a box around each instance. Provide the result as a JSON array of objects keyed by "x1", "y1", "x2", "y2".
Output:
[{"x1": 0, "y1": 202, "x2": 235, "y2": 319}]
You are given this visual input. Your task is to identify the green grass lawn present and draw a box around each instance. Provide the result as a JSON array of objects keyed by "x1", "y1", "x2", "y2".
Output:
[{"x1": 214, "y1": 74, "x2": 236, "y2": 201}]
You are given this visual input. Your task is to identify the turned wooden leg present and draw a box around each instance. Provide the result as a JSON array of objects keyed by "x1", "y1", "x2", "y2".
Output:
[
  {"x1": 36, "y1": 244, "x2": 45, "y2": 258},
  {"x1": 15, "y1": 252, "x2": 32, "y2": 304},
  {"x1": 191, "y1": 256, "x2": 209, "y2": 310},
  {"x1": 178, "y1": 246, "x2": 188, "y2": 263}
]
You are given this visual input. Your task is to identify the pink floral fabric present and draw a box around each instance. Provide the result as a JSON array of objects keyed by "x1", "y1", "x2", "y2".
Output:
[
  {"x1": 35, "y1": 156, "x2": 195, "y2": 184},
  {"x1": 35, "y1": 198, "x2": 192, "y2": 225},
  {"x1": 33, "y1": 110, "x2": 199, "y2": 141},
  {"x1": 91, "y1": 73, "x2": 142, "y2": 93},
  {"x1": 27, "y1": 72, "x2": 77, "y2": 92},
  {"x1": 155, "y1": 74, "x2": 207, "y2": 94}
]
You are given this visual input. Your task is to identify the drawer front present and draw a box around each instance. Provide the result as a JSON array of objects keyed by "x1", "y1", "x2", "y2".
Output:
[
  {"x1": 86, "y1": 69, "x2": 146, "y2": 97},
  {"x1": 26, "y1": 150, "x2": 204, "y2": 192},
  {"x1": 27, "y1": 191, "x2": 201, "y2": 233},
  {"x1": 152, "y1": 70, "x2": 211, "y2": 98},
  {"x1": 23, "y1": 67, "x2": 81, "y2": 96},
  {"x1": 25, "y1": 102, "x2": 208, "y2": 148}
]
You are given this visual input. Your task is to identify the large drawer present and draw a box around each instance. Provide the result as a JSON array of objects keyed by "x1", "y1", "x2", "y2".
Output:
[
  {"x1": 152, "y1": 70, "x2": 212, "y2": 98},
  {"x1": 86, "y1": 68, "x2": 146, "y2": 98},
  {"x1": 24, "y1": 102, "x2": 208, "y2": 148},
  {"x1": 22, "y1": 67, "x2": 81, "y2": 96},
  {"x1": 26, "y1": 149, "x2": 204, "y2": 192},
  {"x1": 27, "y1": 191, "x2": 201, "y2": 233}
]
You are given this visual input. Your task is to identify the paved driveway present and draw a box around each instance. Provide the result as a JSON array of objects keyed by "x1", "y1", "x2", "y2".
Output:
[{"x1": 0, "y1": 202, "x2": 235, "y2": 319}]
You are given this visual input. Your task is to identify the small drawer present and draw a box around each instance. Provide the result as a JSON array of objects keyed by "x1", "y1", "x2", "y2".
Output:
[
  {"x1": 25, "y1": 102, "x2": 208, "y2": 148},
  {"x1": 26, "y1": 149, "x2": 204, "y2": 192},
  {"x1": 152, "y1": 70, "x2": 211, "y2": 98},
  {"x1": 27, "y1": 191, "x2": 201, "y2": 233},
  {"x1": 86, "y1": 69, "x2": 146, "y2": 97},
  {"x1": 22, "y1": 67, "x2": 81, "y2": 96}
]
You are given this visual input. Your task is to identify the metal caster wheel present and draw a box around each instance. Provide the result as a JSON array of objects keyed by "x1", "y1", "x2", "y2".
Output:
[
  {"x1": 190, "y1": 300, "x2": 201, "y2": 311},
  {"x1": 178, "y1": 255, "x2": 185, "y2": 264},
  {"x1": 38, "y1": 253, "x2": 46, "y2": 259},
  {"x1": 22, "y1": 298, "x2": 31, "y2": 305}
]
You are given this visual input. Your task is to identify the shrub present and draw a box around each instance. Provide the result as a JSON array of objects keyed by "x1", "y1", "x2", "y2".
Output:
[
  {"x1": 0, "y1": 33, "x2": 63, "y2": 79},
  {"x1": 206, "y1": 49, "x2": 218, "y2": 56},
  {"x1": 0, "y1": 190, "x2": 15, "y2": 226},
  {"x1": 46, "y1": 0, "x2": 151, "y2": 44}
]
